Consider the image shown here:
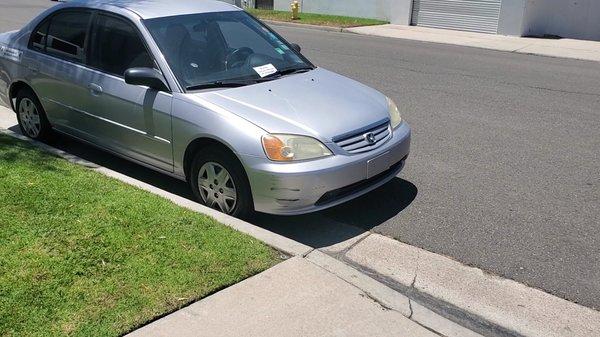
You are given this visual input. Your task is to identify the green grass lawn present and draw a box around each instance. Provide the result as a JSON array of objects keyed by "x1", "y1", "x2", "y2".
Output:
[
  {"x1": 247, "y1": 9, "x2": 388, "y2": 28},
  {"x1": 0, "y1": 134, "x2": 281, "y2": 337}
]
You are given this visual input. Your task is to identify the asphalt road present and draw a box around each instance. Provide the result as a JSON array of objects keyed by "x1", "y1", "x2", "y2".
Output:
[
  {"x1": 276, "y1": 26, "x2": 600, "y2": 310},
  {"x1": 2, "y1": 1, "x2": 599, "y2": 310}
]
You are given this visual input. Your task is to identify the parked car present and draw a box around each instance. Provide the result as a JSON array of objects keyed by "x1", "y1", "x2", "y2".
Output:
[{"x1": 0, "y1": 0, "x2": 411, "y2": 218}]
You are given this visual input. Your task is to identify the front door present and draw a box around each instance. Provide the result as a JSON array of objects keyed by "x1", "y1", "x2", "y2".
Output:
[{"x1": 84, "y1": 13, "x2": 173, "y2": 172}]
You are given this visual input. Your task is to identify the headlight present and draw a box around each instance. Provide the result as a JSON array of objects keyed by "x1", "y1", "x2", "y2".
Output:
[
  {"x1": 262, "y1": 134, "x2": 332, "y2": 162},
  {"x1": 387, "y1": 97, "x2": 402, "y2": 129}
]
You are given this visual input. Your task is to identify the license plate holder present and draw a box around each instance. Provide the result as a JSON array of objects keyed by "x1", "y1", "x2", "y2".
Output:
[{"x1": 367, "y1": 151, "x2": 392, "y2": 179}]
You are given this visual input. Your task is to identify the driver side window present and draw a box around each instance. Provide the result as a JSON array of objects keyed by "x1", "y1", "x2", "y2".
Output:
[{"x1": 89, "y1": 14, "x2": 155, "y2": 77}]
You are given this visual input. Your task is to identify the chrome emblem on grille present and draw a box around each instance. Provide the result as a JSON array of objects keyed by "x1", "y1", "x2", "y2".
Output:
[{"x1": 364, "y1": 132, "x2": 376, "y2": 144}]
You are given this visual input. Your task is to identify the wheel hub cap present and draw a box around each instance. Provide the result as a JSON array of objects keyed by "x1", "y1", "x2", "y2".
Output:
[
  {"x1": 18, "y1": 98, "x2": 41, "y2": 137},
  {"x1": 198, "y1": 162, "x2": 237, "y2": 214}
]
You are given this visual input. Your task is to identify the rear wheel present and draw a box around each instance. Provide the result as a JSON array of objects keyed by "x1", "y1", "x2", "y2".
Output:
[
  {"x1": 189, "y1": 148, "x2": 253, "y2": 219},
  {"x1": 16, "y1": 88, "x2": 52, "y2": 141}
]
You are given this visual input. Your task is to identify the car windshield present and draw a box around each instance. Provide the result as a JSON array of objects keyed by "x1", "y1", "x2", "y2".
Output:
[{"x1": 144, "y1": 11, "x2": 313, "y2": 90}]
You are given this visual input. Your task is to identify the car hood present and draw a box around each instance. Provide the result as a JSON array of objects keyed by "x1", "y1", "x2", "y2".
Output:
[{"x1": 189, "y1": 68, "x2": 390, "y2": 142}]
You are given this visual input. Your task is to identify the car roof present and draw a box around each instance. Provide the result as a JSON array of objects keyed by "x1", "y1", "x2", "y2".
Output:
[{"x1": 66, "y1": 0, "x2": 241, "y2": 19}]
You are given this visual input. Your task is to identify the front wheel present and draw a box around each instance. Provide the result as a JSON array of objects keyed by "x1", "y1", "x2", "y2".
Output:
[{"x1": 189, "y1": 148, "x2": 254, "y2": 219}]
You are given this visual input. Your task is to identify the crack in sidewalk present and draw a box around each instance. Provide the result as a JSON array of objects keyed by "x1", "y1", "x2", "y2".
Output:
[
  {"x1": 301, "y1": 247, "x2": 315, "y2": 258},
  {"x1": 335, "y1": 232, "x2": 372, "y2": 258}
]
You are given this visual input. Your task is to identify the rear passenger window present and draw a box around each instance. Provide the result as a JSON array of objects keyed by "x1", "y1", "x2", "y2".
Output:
[
  {"x1": 30, "y1": 19, "x2": 50, "y2": 51},
  {"x1": 89, "y1": 14, "x2": 154, "y2": 76},
  {"x1": 46, "y1": 11, "x2": 91, "y2": 62}
]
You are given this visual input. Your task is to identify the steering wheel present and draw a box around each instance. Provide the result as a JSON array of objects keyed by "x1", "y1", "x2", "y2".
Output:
[{"x1": 225, "y1": 47, "x2": 253, "y2": 70}]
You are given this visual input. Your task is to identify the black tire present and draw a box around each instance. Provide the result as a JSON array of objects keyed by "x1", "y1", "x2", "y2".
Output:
[
  {"x1": 15, "y1": 88, "x2": 52, "y2": 141},
  {"x1": 189, "y1": 147, "x2": 254, "y2": 219}
]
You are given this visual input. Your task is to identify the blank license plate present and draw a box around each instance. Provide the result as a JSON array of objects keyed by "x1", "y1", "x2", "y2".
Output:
[{"x1": 367, "y1": 151, "x2": 392, "y2": 179}]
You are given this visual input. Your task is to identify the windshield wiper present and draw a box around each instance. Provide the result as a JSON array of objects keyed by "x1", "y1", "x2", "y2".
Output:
[
  {"x1": 186, "y1": 67, "x2": 315, "y2": 90},
  {"x1": 260, "y1": 66, "x2": 314, "y2": 80},
  {"x1": 186, "y1": 80, "x2": 255, "y2": 91}
]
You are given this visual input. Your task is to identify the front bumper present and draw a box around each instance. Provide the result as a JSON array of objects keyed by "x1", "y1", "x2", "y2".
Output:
[{"x1": 241, "y1": 122, "x2": 411, "y2": 215}]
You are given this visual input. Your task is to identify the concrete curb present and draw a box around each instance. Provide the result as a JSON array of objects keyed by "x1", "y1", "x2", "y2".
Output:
[
  {"x1": 306, "y1": 250, "x2": 411, "y2": 317},
  {"x1": 306, "y1": 250, "x2": 484, "y2": 337},
  {"x1": 341, "y1": 233, "x2": 600, "y2": 337},
  {"x1": 344, "y1": 25, "x2": 600, "y2": 63}
]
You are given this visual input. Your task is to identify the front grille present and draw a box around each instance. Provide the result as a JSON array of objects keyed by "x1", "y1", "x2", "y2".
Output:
[{"x1": 334, "y1": 120, "x2": 391, "y2": 154}]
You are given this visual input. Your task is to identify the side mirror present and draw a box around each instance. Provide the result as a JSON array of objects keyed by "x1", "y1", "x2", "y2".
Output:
[
  {"x1": 124, "y1": 68, "x2": 169, "y2": 92},
  {"x1": 290, "y1": 43, "x2": 301, "y2": 53}
]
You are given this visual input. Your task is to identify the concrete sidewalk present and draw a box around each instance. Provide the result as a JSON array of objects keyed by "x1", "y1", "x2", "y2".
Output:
[
  {"x1": 126, "y1": 257, "x2": 436, "y2": 337},
  {"x1": 344, "y1": 25, "x2": 600, "y2": 63}
]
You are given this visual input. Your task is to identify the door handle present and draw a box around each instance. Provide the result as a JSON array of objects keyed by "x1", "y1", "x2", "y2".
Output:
[{"x1": 88, "y1": 83, "x2": 103, "y2": 96}]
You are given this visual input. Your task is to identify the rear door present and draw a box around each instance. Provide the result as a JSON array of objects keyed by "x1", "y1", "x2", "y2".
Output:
[
  {"x1": 84, "y1": 12, "x2": 173, "y2": 172},
  {"x1": 25, "y1": 10, "x2": 94, "y2": 130}
]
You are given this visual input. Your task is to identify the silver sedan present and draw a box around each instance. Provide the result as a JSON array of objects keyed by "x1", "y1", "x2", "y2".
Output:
[{"x1": 0, "y1": 0, "x2": 411, "y2": 218}]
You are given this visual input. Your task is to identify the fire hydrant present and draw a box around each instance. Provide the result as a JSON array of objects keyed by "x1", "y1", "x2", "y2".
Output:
[{"x1": 291, "y1": 1, "x2": 300, "y2": 20}]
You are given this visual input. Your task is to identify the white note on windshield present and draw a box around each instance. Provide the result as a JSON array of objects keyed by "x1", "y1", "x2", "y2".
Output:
[{"x1": 253, "y1": 64, "x2": 277, "y2": 78}]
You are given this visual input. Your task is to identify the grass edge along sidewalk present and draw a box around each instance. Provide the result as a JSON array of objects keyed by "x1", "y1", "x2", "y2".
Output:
[
  {"x1": 247, "y1": 8, "x2": 387, "y2": 28},
  {"x1": 0, "y1": 133, "x2": 281, "y2": 337}
]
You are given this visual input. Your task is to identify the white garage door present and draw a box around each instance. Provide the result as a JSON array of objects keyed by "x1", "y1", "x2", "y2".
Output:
[{"x1": 411, "y1": 0, "x2": 502, "y2": 34}]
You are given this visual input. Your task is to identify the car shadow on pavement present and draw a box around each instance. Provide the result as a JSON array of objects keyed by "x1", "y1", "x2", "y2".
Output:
[
  {"x1": 14, "y1": 128, "x2": 417, "y2": 250},
  {"x1": 251, "y1": 179, "x2": 417, "y2": 249}
]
